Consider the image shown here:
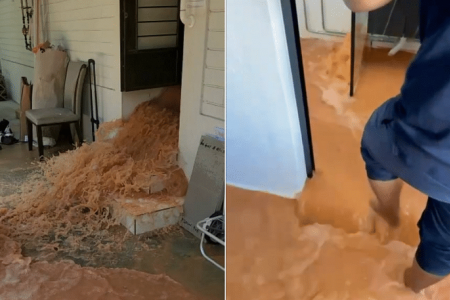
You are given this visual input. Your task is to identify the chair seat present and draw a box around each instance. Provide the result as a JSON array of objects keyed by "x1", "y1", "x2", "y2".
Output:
[{"x1": 26, "y1": 108, "x2": 78, "y2": 126}]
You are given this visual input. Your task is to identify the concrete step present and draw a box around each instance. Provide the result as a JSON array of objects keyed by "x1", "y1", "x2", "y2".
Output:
[{"x1": 112, "y1": 196, "x2": 185, "y2": 235}]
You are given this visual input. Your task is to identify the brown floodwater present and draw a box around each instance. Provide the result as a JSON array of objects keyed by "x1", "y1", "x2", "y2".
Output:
[
  {"x1": 0, "y1": 233, "x2": 201, "y2": 300},
  {"x1": 226, "y1": 38, "x2": 450, "y2": 299},
  {"x1": 298, "y1": 38, "x2": 427, "y2": 246},
  {"x1": 0, "y1": 87, "x2": 207, "y2": 300}
]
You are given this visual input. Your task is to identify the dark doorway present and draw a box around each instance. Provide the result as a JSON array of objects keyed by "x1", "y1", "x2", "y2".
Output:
[{"x1": 120, "y1": 0, "x2": 185, "y2": 92}]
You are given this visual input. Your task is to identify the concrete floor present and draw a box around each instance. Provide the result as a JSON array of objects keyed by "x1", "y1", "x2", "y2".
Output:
[{"x1": 0, "y1": 100, "x2": 224, "y2": 300}]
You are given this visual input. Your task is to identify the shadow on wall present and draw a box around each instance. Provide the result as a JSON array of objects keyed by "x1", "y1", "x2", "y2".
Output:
[
  {"x1": 121, "y1": 85, "x2": 182, "y2": 120},
  {"x1": 151, "y1": 85, "x2": 182, "y2": 113},
  {"x1": 0, "y1": 59, "x2": 34, "y2": 104}
]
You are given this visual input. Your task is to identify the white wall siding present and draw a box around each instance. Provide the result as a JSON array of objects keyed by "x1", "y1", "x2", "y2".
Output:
[
  {"x1": 200, "y1": 0, "x2": 224, "y2": 121},
  {"x1": 46, "y1": 0, "x2": 122, "y2": 128},
  {"x1": 179, "y1": 0, "x2": 225, "y2": 179},
  {"x1": 0, "y1": 0, "x2": 35, "y2": 103},
  {"x1": 0, "y1": 0, "x2": 122, "y2": 142}
]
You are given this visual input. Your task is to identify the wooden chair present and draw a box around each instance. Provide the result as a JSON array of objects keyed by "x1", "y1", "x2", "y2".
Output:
[{"x1": 26, "y1": 61, "x2": 87, "y2": 159}]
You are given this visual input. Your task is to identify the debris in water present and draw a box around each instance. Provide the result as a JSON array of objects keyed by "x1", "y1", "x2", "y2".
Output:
[
  {"x1": 316, "y1": 33, "x2": 364, "y2": 135},
  {"x1": 0, "y1": 100, "x2": 188, "y2": 256},
  {"x1": 0, "y1": 233, "x2": 200, "y2": 299}
]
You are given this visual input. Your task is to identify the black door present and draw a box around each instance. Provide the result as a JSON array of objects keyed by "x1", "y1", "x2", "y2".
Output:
[{"x1": 120, "y1": 0, "x2": 184, "y2": 92}]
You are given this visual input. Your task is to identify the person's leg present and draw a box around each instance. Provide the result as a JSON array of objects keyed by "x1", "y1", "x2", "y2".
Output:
[
  {"x1": 361, "y1": 145, "x2": 401, "y2": 227},
  {"x1": 404, "y1": 197, "x2": 450, "y2": 293},
  {"x1": 368, "y1": 179, "x2": 402, "y2": 227},
  {"x1": 404, "y1": 257, "x2": 445, "y2": 293}
]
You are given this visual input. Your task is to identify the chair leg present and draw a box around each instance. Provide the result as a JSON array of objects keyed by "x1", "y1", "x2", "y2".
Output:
[
  {"x1": 74, "y1": 122, "x2": 82, "y2": 147},
  {"x1": 36, "y1": 125, "x2": 44, "y2": 159},
  {"x1": 27, "y1": 119, "x2": 33, "y2": 151},
  {"x1": 66, "y1": 123, "x2": 75, "y2": 145}
]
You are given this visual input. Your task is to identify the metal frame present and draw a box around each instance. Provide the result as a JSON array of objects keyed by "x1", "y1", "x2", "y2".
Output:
[
  {"x1": 88, "y1": 59, "x2": 100, "y2": 141},
  {"x1": 280, "y1": 0, "x2": 315, "y2": 178},
  {"x1": 20, "y1": 0, "x2": 33, "y2": 51},
  {"x1": 350, "y1": 12, "x2": 356, "y2": 97},
  {"x1": 196, "y1": 215, "x2": 224, "y2": 271}
]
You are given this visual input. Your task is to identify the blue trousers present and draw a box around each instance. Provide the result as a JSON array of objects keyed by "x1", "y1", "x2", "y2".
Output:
[{"x1": 361, "y1": 99, "x2": 450, "y2": 277}]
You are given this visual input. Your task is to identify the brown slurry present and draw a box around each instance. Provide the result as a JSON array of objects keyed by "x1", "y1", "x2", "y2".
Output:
[{"x1": 0, "y1": 99, "x2": 187, "y2": 255}]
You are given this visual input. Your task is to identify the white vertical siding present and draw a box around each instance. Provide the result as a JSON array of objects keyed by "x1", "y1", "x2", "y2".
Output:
[
  {"x1": 200, "y1": 0, "x2": 224, "y2": 121},
  {"x1": 0, "y1": 0, "x2": 122, "y2": 135},
  {"x1": 0, "y1": 1, "x2": 35, "y2": 67},
  {"x1": 179, "y1": 0, "x2": 225, "y2": 178},
  {"x1": 0, "y1": 1, "x2": 35, "y2": 103}
]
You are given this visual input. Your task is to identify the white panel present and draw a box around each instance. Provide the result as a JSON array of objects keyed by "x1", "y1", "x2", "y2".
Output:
[
  {"x1": 47, "y1": 0, "x2": 112, "y2": 12},
  {"x1": 138, "y1": 36, "x2": 177, "y2": 50},
  {"x1": 179, "y1": 0, "x2": 224, "y2": 178},
  {"x1": 302, "y1": 0, "x2": 324, "y2": 33},
  {"x1": 199, "y1": 0, "x2": 224, "y2": 120},
  {"x1": 203, "y1": 86, "x2": 224, "y2": 106},
  {"x1": 47, "y1": 7, "x2": 98, "y2": 22},
  {"x1": 138, "y1": 7, "x2": 178, "y2": 22},
  {"x1": 206, "y1": 50, "x2": 224, "y2": 69},
  {"x1": 207, "y1": 31, "x2": 224, "y2": 50},
  {"x1": 0, "y1": 0, "x2": 34, "y2": 104},
  {"x1": 49, "y1": 30, "x2": 115, "y2": 43},
  {"x1": 48, "y1": 18, "x2": 115, "y2": 31},
  {"x1": 138, "y1": 0, "x2": 178, "y2": 7},
  {"x1": 101, "y1": 4, "x2": 116, "y2": 17},
  {"x1": 210, "y1": 0, "x2": 224, "y2": 11},
  {"x1": 203, "y1": 68, "x2": 224, "y2": 87},
  {"x1": 209, "y1": 12, "x2": 224, "y2": 31},
  {"x1": 0, "y1": 0, "x2": 123, "y2": 128},
  {"x1": 298, "y1": 0, "x2": 351, "y2": 36},
  {"x1": 201, "y1": 103, "x2": 224, "y2": 120},
  {"x1": 227, "y1": 0, "x2": 308, "y2": 197},
  {"x1": 322, "y1": 0, "x2": 351, "y2": 33},
  {"x1": 138, "y1": 22, "x2": 178, "y2": 36}
]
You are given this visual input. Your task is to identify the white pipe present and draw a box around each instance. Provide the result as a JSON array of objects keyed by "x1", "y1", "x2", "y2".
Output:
[
  {"x1": 388, "y1": 36, "x2": 407, "y2": 56},
  {"x1": 180, "y1": 0, "x2": 195, "y2": 28}
]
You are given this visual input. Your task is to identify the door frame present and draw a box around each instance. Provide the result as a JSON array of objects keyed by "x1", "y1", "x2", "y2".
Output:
[
  {"x1": 280, "y1": 0, "x2": 315, "y2": 178},
  {"x1": 350, "y1": 12, "x2": 356, "y2": 96}
]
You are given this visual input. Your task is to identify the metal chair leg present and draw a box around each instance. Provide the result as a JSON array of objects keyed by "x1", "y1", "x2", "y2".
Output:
[
  {"x1": 36, "y1": 125, "x2": 44, "y2": 159},
  {"x1": 74, "y1": 122, "x2": 82, "y2": 147},
  {"x1": 27, "y1": 118, "x2": 33, "y2": 151}
]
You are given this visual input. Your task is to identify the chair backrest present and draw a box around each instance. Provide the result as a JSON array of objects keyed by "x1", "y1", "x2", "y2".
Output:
[{"x1": 63, "y1": 61, "x2": 87, "y2": 117}]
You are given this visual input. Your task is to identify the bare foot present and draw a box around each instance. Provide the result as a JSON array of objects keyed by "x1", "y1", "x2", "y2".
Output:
[{"x1": 370, "y1": 198, "x2": 400, "y2": 228}]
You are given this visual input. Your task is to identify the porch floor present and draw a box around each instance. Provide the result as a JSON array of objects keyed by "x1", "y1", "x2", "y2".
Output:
[{"x1": 0, "y1": 100, "x2": 224, "y2": 300}]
